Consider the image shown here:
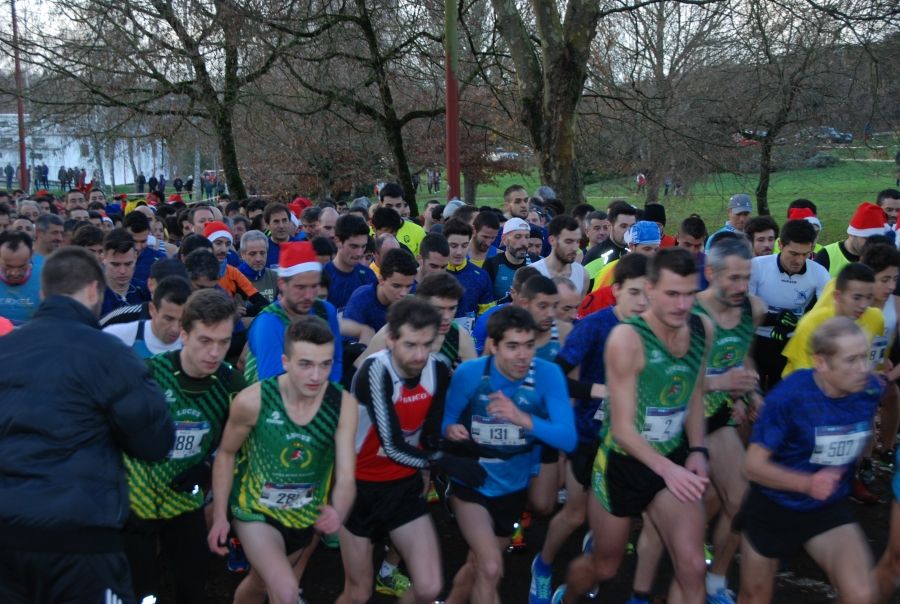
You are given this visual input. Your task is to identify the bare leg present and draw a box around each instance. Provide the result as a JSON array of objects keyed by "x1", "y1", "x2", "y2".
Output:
[
  {"x1": 646, "y1": 489, "x2": 707, "y2": 604},
  {"x1": 561, "y1": 493, "x2": 632, "y2": 602},
  {"x1": 874, "y1": 501, "x2": 900, "y2": 602},
  {"x1": 232, "y1": 520, "x2": 303, "y2": 604},
  {"x1": 805, "y1": 523, "x2": 875, "y2": 604},
  {"x1": 737, "y1": 536, "x2": 778, "y2": 604}
]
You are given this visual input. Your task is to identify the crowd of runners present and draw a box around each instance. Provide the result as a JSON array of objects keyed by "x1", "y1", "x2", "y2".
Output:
[{"x1": 2, "y1": 182, "x2": 900, "y2": 604}]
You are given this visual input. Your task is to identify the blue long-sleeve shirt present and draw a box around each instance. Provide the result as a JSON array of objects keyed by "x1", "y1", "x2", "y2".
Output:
[
  {"x1": 442, "y1": 356, "x2": 575, "y2": 495},
  {"x1": 247, "y1": 300, "x2": 343, "y2": 383}
]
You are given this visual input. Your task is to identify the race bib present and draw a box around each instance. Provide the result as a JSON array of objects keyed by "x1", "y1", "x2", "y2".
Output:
[
  {"x1": 810, "y1": 423, "x2": 871, "y2": 466},
  {"x1": 455, "y1": 314, "x2": 475, "y2": 335},
  {"x1": 259, "y1": 482, "x2": 314, "y2": 509},
  {"x1": 471, "y1": 415, "x2": 526, "y2": 447},
  {"x1": 641, "y1": 407, "x2": 686, "y2": 443},
  {"x1": 169, "y1": 421, "x2": 210, "y2": 460},
  {"x1": 870, "y1": 336, "x2": 889, "y2": 368}
]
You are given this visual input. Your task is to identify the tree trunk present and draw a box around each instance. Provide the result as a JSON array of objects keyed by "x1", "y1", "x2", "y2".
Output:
[
  {"x1": 126, "y1": 138, "x2": 138, "y2": 181},
  {"x1": 463, "y1": 171, "x2": 478, "y2": 204},
  {"x1": 213, "y1": 108, "x2": 247, "y2": 200},
  {"x1": 382, "y1": 116, "x2": 418, "y2": 215},
  {"x1": 90, "y1": 135, "x2": 105, "y2": 187},
  {"x1": 755, "y1": 139, "x2": 773, "y2": 216},
  {"x1": 536, "y1": 102, "x2": 584, "y2": 209},
  {"x1": 107, "y1": 140, "x2": 116, "y2": 190}
]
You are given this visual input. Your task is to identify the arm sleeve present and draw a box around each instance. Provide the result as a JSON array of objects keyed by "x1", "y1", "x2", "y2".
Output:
[
  {"x1": 248, "y1": 313, "x2": 287, "y2": 380},
  {"x1": 555, "y1": 356, "x2": 593, "y2": 400},
  {"x1": 527, "y1": 362, "x2": 577, "y2": 453},
  {"x1": 326, "y1": 304, "x2": 343, "y2": 383},
  {"x1": 442, "y1": 361, "x2": 480, "y2": 435},
  {"x1": 102, "y1": 350, "x2": 175, "y2": 461},
  {"x1": 422, "y1": 362, "x2": 451, "y2": 451},
  {"x1": 342, "y1": 291, "x2": 366, "y2": 325},
  {"x1": 355, "y1": 358, "x2": 432, "y2": 469}
]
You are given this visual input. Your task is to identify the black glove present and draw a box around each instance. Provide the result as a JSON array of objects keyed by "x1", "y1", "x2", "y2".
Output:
[
  {"x1": 169, "y1": 460, "x2": 212, "y2": 494},
  {"x1": 769, "y1": 310, "x2": 798, "y2": 342},
  {"x1": 430, "y1": 452, "x2": 487, "y2": 488}
]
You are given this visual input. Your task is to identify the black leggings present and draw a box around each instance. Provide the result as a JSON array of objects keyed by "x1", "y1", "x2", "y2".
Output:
[{"x1": 124, "y1": 507, "x2": 208, "y2": 604}]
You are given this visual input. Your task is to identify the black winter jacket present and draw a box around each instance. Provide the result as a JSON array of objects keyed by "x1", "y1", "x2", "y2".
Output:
[{"x1": 0, "y1": 296, "x2": 174, "y2": 552}]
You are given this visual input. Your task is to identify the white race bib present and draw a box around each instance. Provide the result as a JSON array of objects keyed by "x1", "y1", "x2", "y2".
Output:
[
  {"x1": 259, "y1": 482, "x2": 314, "y2": 509},
  {"x1": 471, "y1": 415, "x2": 526, "y2": 447},
  {"x1": 810, "y1": 424, "x2": 871, "y2": 466},
  {"x1": 169, "y1": 421, "x2": 210, "y2": 460},
  {"x1": 870, "y1": 336, "x2": 889, "y2": 368},
  {"x1": 641, "y1": 407, "x2": 686, "y2": 443},
  {"x1": 455, "y1": 314, "x2": 475, "y2": 335}
]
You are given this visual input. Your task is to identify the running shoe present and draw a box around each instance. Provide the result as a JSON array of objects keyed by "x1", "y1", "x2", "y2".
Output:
[
  {"x1": 298, "y1": 588, "x2": 308, "y2": 604},
  {"x1": 375, "y1": 568, "x2": 412, "y2": 597},
  {"x1": 529, "y1": 554, "x2": 553, "y2": 604},
  {"x1": 226, "y1": 537, "x2": 249, "y2": 573},
  {"x1": 551, "y1": 585, "x2": 566, "y2": 604},
  {"x1": 507, "y1": 521, "x2": 527, "y2": 551},
  {"x1": 625, "y1": 597, "x2": 651, "y2": 604},
  {"x1": 581, "y1": 533, "x2": 599, "y2": 599},
  {"x1": 707, "y1": 587, "x2": 736, "y2": 604},
  {"x1": 704, "y1": 543, "x2": 715, "y2": 565},
  {"x1": 426, "y1": 481, "x2": 440, "y2": 504},
  {"x1": 850, "y1": 478, "x2": 884, "y2": 505}
]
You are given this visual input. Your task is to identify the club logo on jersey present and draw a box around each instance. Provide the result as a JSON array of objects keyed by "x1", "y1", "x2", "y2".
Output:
[
  {"x1": 711, "y1": 345, "x2": 738, "y2": 368},
  {"x1": 280, "y1": 441, "x2": 313, "y2": 468},
  {"x1": 266, "y1": 411, "x2": 284, "y2": 426},
  {"x1": 649, "y1": 349, "x2": 664, "y2": 364},
  {"x1": 164, "y1": 389, "x2": 177, "y2": 404},
  {"x1": 661, "y1": 375, "x2": 687, "y2": 406}
]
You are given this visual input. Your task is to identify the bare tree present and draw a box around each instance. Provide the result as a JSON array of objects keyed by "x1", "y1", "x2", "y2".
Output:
[{"x1": 3, "y1": 0, "x2": 343, "y2": 200}]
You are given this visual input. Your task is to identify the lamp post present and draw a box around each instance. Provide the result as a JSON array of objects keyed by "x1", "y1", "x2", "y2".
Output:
[{"x1": 444, "y1": 0, "x2": 460, "y2": 200}]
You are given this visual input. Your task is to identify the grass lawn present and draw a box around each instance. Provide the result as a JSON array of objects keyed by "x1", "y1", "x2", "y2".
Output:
[{"x1": 467, "y1": 156, "x2": 899, "y2": 245}]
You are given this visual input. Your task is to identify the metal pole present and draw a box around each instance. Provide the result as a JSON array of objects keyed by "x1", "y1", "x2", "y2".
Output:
[
  {"x1": 444, "y1": 0, "x2": 460, "y2": 200},
  {"x1": 11, "y1": 0, "x2": 28, "y2": 192}
]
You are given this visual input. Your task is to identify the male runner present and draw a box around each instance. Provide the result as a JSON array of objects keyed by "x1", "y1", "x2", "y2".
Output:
[
  {"x1": 627, "y1": 237, "x2": 766, "y2": 604},
  {"x1": 338, "y1": 298, "x2": 486, "y2": 604},
  {"x1": 737, "y1": 318, "x2": 880, "y2": 604},
  {"x1": 531, "y1": 215, "x2": 589, "y2": 296},
  {"x1": 582, "y1": 200, "x2": 637, "y2": 267},
  {"x1": 444, "y1": 218, "x2": 494, "y2": 332},
  {"x1": 323, "y1": 213, "x2": 377, "y2": 311},
  {"x1": 484, "y1": 217, "x2": 536, "y2": 300},
  {"x1": 528, "y1": 253, "x2": 649, "y2": 604},
  {"x1": 442, "y1": 306, "x2": 576, "y2": 604},
  {"x1": 245, "y1": 241, "x2": 342, "y2": 384},
  {"x1": 103, "y1": 275, "x2": 191, "y2": 358},
  {"x1": 124, "y1": 289, "x2": 245, "y2": 603},
  {"x1": 554, "y1": 247, "x2": 712, "y2": 604},
  {"x1": 356, "y1": 272, "x2": 477, "y2": 371},
  {"x1": 208, "y1": 316, "x2": 358, "y2": 604}
]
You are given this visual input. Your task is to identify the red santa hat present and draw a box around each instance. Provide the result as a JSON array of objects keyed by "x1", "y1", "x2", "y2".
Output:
[
  {"x1": 278, "y1": 242, "x2": 321, "y2": 278},
  {"x1": 289, "y1": 197, "x2": 313, "y2": 217},
  {"x1": 787, "y1": 207, "x2": 821, "y2": 230},
  {"x1": 846, "y1": 202, "x2": 887, "y2": 238},
  {"x1": 203, "y1": 221, "x2": 233, "y2": 244}
]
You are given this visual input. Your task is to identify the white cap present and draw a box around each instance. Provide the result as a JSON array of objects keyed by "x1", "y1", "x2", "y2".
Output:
[{"x1": 502, "y1": 217, "x2": 530, "y2": 236}]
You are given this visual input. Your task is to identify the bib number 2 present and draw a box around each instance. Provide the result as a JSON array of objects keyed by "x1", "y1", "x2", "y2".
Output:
[{"x1": 641, "y1": 407, "x2": 686, "y2": 443}]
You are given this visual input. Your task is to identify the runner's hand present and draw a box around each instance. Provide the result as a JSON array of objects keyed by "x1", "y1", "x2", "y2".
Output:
[
  {"x1": 431, "y1": 452, "x2": 487, "y2": 488},
  {"x1": 716, "y1": 367, "x2": 758, "y2": 395},
  {"x1": 315, "y1": 505, "x2": 341, "y2": 535},
  {"x1": 446, "y1": 424, "x2": 471, "y2": 441},
  {"x1": 207, "y1": 518, "x2": 231, "y2": 556},
  {"x1": 731, "y1": 400, "x2": 747, "y2": 424},
  {"x1": 685, "y1": 451, "x2": 709, "y2": 480},
  {"x1": 807, "y1": 467, "x2": 843, "y2": 501},
  {"x1": 487, "y1": 391, "x2": 526, "y2": 426},
  {"x1": 770, "y1": 311, "x2": 798, "y2": 342},
  {"x1": 660, "y1": 460, "x2": 708, "y2": 503}
]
